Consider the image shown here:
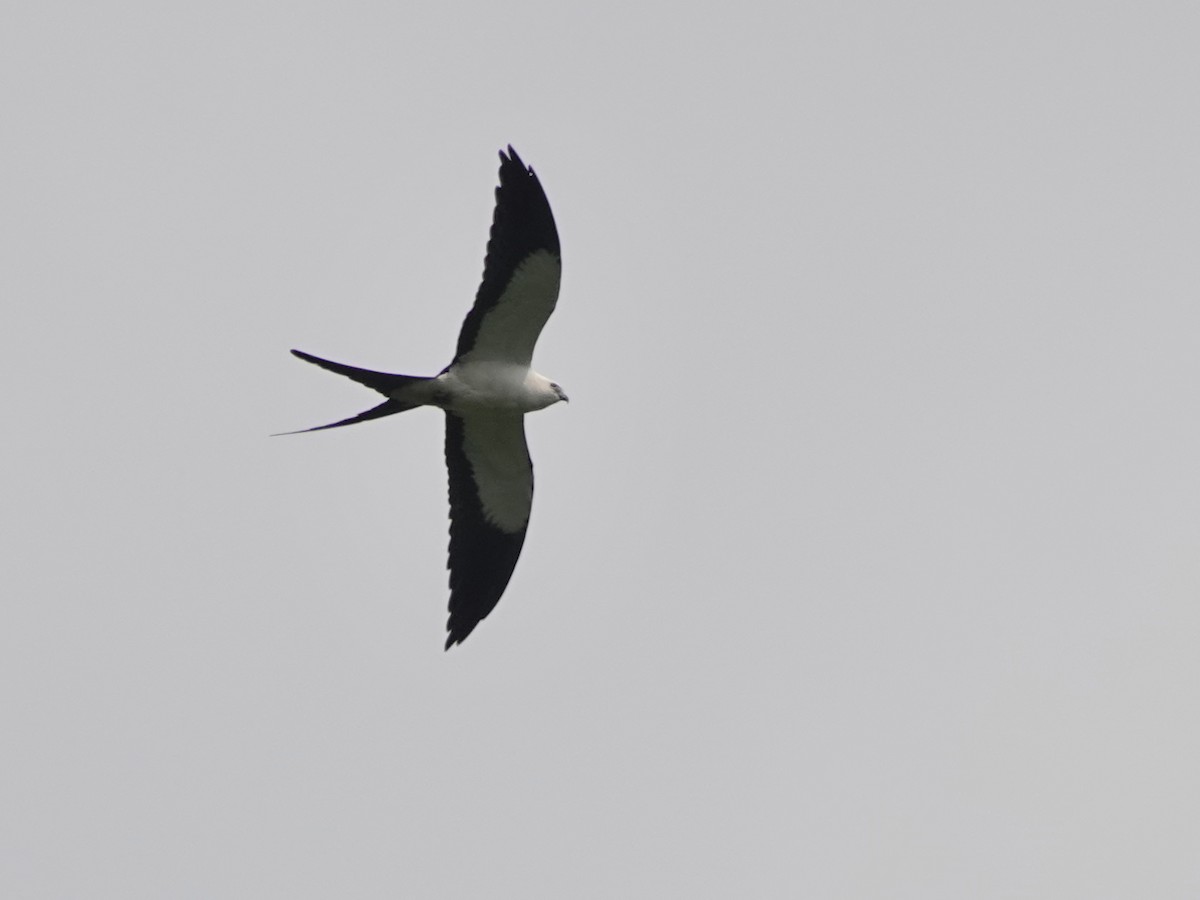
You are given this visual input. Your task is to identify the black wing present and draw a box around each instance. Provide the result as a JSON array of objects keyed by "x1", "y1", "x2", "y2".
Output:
[
  {"x1": 452, "y1": 146, "x2": 561, "y2": 367},
  {"x1": 443, "y1": 411, "x2": 534, "y2": 648}
]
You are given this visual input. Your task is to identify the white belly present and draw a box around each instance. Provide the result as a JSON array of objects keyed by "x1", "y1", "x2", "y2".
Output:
[{"x1": 437, "y1": 362, "x2": 558, "y2": 414}]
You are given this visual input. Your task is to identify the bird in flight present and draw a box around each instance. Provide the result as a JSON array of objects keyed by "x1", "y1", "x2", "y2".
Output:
[{"x1": 284, "y1": 146, "x2": 567, "y2": 649}]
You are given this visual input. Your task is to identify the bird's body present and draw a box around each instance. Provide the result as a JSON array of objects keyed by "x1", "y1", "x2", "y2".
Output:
[
  {"x1": 284, "y1": 147, "x2": 566, "y2": 648},
  {"x1": 434, "y1": 362, "x2": 564, "y2": 415}
]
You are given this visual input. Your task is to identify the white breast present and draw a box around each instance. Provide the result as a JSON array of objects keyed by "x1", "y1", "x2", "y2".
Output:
[{"x1": 438, "y1": 362, "x2": 558, "y2": 414}]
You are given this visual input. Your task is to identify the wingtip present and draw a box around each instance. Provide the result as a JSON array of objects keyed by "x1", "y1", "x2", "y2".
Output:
[
  {"x1": 444, "y1": 618, "x2": 479, "y2": 650},
  {"x1": 444, "y1": 624, "x2": 469, "y2": 650},
  {"x1": 501, "y1": 145, "x2": 531, "y2": 175}
]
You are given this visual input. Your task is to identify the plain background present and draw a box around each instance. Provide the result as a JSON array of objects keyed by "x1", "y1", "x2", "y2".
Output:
[{"x1": 3, "y1": 2, "x2": 1198, "y2": 897}]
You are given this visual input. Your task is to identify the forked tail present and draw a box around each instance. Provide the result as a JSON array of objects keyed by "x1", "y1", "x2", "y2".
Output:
[{"x1": 278, "y1": 349, "x2": 433, "y2": 434}]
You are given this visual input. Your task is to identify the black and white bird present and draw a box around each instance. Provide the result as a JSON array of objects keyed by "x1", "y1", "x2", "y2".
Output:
[{"x1": 285, "y1": 147, "x2": 566, "y2": 649}]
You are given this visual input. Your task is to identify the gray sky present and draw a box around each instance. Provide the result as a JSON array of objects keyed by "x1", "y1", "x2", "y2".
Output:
[{"x1": 3, "y1": 2, "x2": 1199, "y2": 897}]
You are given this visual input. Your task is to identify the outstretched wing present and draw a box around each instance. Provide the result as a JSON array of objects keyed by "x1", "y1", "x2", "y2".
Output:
[
  {"x1": 452, "y1": 146, "x2": 561, "y2": 367},
  {"x1": 443, "y1": 411, "x2": 534, "y2": 648}
]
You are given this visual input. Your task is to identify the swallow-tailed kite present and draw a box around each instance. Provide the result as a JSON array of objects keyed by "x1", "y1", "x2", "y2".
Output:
[{"x1": 285, "y1": 147, "x2": 566, "y2": 649}]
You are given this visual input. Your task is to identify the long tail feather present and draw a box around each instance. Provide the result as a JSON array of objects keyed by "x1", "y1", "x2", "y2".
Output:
[
  {"x1": 273, "y1": 397, "x2": 420, "y2": 435},
  {"x1": 277, "y1": 349, "x2": 434, "y2": 435},
  {"x1": 290, "y1": 349, "x2": 428, "y2": 396}
]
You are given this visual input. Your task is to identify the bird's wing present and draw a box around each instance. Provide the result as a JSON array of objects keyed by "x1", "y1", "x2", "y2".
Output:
[
  {"x1": 443, "y1": 411, "x2": 534, "y2": 648},
  {"x1": 451, "y1": 146, "x2": 561, "y2": 367}
]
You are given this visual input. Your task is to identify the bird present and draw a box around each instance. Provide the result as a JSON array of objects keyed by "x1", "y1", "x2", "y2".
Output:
[{"x1": 283, "y1": 146, "x2": 567, "y2": 649}]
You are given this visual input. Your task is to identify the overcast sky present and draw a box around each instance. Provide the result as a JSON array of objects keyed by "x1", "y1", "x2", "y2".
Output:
[{"x1": 3, "y1": 2, "x2": 1199, "y2": 897}]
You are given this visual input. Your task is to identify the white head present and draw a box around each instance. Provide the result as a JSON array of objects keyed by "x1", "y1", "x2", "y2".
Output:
[{"x1": 525, "y1": 370, "x2": 569, "y2": 410}]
